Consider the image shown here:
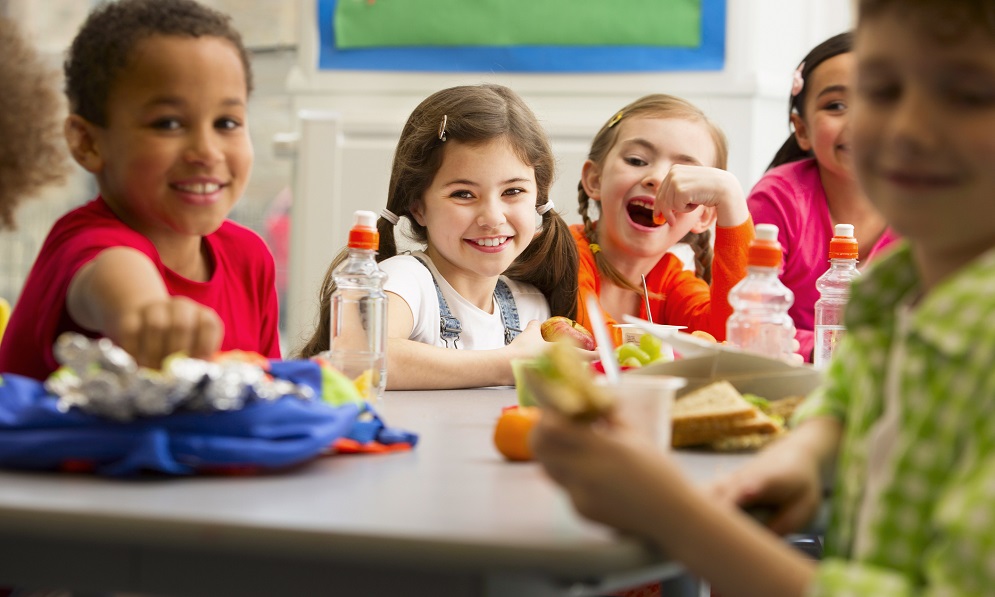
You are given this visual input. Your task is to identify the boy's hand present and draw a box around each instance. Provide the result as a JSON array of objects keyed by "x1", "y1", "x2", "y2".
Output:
[
  {"x1": 708, "y1": 436, "x2": 824, "y2": 535},
  {"x1": 112, "y1": 297, "x2": 224, "y2": 369},
  {"x1": 532, "y1": 411, "x2": 685, "y2": 536},
  {"x1": 67, "y1": 247, "x2": 225, "y2": 370}
]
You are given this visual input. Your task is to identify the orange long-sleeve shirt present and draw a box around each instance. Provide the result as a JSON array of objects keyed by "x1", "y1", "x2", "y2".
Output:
[{"x1": 572, "y1": 219, "x2": 753, "y2": 346}]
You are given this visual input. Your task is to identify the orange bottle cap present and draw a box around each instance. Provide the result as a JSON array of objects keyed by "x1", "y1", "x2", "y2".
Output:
[
  {"x1": 348, "y1": 210, "x2": 380, "y2": 251},
  {"x1": 829, "y1": 223, "x2": 858, "y2": 260},
  {"x1": 749, "y1": 224, "x2": 783, "y2": 268}
]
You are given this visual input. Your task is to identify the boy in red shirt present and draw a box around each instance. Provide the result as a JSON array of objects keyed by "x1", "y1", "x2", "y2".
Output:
[{"x1": 0, "y1": 0, "x2": 280, "y2": 380}]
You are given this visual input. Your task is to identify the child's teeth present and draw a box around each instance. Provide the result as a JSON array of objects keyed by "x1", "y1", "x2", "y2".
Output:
[
  {"x1": 177, "y1": 182, "x2": 220, "y2": 194},
  {"x1": 475, "y1": 237, "x2": 507, "y2": 247}
]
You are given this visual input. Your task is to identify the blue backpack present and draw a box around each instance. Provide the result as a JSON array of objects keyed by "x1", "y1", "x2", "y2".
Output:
[{"x1": 0, "y1": 360, "x2": 416, "y2": 477}]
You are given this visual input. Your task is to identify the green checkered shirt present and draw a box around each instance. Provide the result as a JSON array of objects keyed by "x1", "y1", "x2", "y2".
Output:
[{"x1": 795, "y1": 243, "x2": 995, "y2": 595}]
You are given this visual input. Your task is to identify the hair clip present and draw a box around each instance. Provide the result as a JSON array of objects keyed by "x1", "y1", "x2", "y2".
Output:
[
  {"x1": 791, "y1": 61, "x2": 805, "y2": 97},
  {"x1": 589, "y1": 243, "x2": 602, "y2": 255},
  {"x1": 536, "y1": 201, "x2": 555, "y2": 216},
  {"x1": 607, "y1": 111, "x2": 624, "y2": 128},
  {"x1": 379, "y1": 208, "x2": 399, "y2": 226},
  {"x1": 438, "y1": 114, "x2": 448, "y2": 142}
]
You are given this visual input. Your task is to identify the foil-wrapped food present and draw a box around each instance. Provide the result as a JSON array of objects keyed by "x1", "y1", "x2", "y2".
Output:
[{"x1": 45, "y1": 333, "x2": 313, "y2": 421}]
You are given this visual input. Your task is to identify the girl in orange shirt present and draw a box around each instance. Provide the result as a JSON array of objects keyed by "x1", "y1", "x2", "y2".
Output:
[{"x1": 573, "y1": 94, "x2": 753, "y2": 344}]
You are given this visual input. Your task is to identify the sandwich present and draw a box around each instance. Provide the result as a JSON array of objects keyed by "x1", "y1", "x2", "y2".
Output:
[
  {"x1": 671, "y1": 381, "x2": 782, "y2": 448},
  {"x1": 518, "y1": 342, "x2": 615, "y2": 421}
]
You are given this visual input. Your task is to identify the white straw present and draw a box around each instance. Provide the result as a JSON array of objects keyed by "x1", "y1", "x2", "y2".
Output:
[{"x1": 585, "y1": 295, "x2": 620, "y2": 385}]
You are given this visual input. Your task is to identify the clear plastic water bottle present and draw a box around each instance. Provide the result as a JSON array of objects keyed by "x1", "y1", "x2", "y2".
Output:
[
  {"x1": 329, "y1": 210, "x2": 388, "y2": 401},
  {"x1": 726, "y1": 223, "x2": 796, "y2": 359},
  {"x1": 813, "y1": 224, "x2": 860, "y2": 370}
]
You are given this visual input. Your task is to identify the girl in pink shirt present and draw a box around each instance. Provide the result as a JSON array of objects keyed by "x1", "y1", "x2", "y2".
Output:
[{"x1": 747, "y1": 32, "x2": 898, "y2": 360}]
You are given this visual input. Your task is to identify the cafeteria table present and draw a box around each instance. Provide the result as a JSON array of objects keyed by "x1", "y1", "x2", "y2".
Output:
[{"x1": 0, "y1": 387, "x2": 755, "y2": 596}]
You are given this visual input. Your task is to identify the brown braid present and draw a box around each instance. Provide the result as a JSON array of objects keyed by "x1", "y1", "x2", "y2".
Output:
[{"x1": 680, "y1": 230, "x2": 714, "y2": 284}]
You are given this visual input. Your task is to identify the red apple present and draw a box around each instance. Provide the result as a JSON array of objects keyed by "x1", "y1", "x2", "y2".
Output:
[{"x1": 540, "y1": 316, "x2": 597, "y2": 351}]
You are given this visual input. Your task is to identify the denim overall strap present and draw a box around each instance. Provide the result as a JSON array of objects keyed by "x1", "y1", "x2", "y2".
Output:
[
  {"x1": 413, "y1": 256, "x2": 521, "y2": 347},
  {"x1": 494, "y1": 279, "x2": 521, "y2": 345},
  {"x1": 414, "y1": 256, "x2": 462, "y2": 348}
]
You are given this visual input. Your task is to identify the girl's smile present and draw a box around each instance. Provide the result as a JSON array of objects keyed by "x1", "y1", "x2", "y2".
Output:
[
  {"x1": 466, "y1": 235, "x2": 513, "y2": 251},
  {"x1": 791, "y1": 52, "x2": 856, "y2": 186},
  {"x1": 412, "y1": 135, "x2": 538, "y2": 306},
  {"x1": 68, "y1": 34, "x2": 252, "y2": 271}
]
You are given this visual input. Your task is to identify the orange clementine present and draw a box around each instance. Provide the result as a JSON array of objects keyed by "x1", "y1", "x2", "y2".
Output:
[{"x1": 493, "y1": 406, "x2": 542, "y2": 462}]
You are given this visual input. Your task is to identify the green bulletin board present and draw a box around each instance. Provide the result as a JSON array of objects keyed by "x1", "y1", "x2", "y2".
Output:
[
  {"x1": 318, "y1": 0, "x2": 724, "y2": 72},
  {"x1": 334, "y1": 0, "x2": 701, "y2": 48}
]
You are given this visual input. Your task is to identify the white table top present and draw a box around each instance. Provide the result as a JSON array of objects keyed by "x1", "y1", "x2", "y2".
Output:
[{"x1": 0, "y1": 387, "x2": 754, "y2": 583}]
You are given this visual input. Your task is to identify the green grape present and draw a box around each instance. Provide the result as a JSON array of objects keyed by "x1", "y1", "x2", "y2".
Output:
[
  {"x1": 639, "y1": 333, "x2": 663, "y2": 361},
  {"x1": 617, "y1": 342, "x2": 651, "y2": 365},
  {"x1": 620, "y1": 356, "x2": 643, "y2": 368}
]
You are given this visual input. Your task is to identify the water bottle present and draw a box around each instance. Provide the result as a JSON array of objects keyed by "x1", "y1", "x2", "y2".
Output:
[
  {"x1": 726, "y1": 223, "x2": 796, "y2": 359},
  {"x1": 813, "y1": 224, "x2": 860, "y2": 369},
  {"x1": 328, "y1": 210, "x2": 388, "y2": 401}
]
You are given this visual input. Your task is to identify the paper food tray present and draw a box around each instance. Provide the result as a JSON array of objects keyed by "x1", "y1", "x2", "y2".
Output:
[
  {"x1": 621, "y1": 316, "x2": 823, "y2": 400},
  {"x1": 631, "y1": 355, "x2": 822, "y2": 400}
]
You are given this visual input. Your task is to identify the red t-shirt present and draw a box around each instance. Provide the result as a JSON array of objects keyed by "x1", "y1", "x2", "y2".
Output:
[{"x1": 0, "y1": 197, "x2": 281, "y2": 380}]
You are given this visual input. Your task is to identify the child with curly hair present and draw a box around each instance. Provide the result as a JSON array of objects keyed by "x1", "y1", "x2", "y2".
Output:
[{"x1": 0, "y1": 0, "x2": 281, "y2": 379}]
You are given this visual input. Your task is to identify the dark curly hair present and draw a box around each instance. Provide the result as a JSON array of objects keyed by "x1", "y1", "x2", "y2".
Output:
[
  {"x1": 64, "y1": 0, "x2": 253, "y2": 126},
  {"x1": 0, "y1": 18, "x2": 69, "y2": 230}
]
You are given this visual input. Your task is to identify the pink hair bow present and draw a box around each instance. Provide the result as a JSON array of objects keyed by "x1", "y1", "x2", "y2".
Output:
[{"x1": 791, "y1": 62, "x2": 805, "y2": 97}]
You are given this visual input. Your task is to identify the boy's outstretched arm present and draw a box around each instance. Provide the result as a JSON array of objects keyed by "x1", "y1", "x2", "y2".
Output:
[
  {"x1": 532, "y1": 413, "x2": 818, "y2": 597},
  {"x1": 67, "y1": 247, "x2": 224, "y2": 368},
  {"x1": 710, "y1": 416, "x2": 842, "y2": 535}
]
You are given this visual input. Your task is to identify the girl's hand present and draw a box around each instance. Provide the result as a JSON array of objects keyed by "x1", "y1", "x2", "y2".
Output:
[
  {"x1": 508, "y1": 320, "x2": 598, "y2": 361},
  {"x1": 111, "y1": 297, "x2": 224, "y2": 369},
  {"x1": 708, "y1": 437, "x2": 824, "y2": 535},
  {"x1": 507, "y1": 319, "x2": 547, "y2": 358},
  {"x1": 654, "y1": 165, "x2": 749, "y2": 228},
  {"x1": 531, "y1": 411, "x2": 686, "y2": 536}
]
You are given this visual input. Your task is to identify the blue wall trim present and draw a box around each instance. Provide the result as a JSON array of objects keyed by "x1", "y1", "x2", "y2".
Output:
[{"x1": 316, "y1": 0, "x2": 726, "y2": 73}]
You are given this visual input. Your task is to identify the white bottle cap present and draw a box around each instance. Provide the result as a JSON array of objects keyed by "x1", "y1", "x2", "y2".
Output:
[
  {"x1": 834, "y1": 223, "x2": 855, "y2": 238},
  {"x1": 755, "y1": 223, "x2": 779, "y2": 241},
  {"x1": 353, "y1": 210, "x2": 378, "y2": 229}
]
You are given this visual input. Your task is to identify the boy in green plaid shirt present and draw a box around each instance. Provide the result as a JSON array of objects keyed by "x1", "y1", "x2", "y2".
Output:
[{"x1": 532, "y1": 1, "x2": 995, "y2": 594}]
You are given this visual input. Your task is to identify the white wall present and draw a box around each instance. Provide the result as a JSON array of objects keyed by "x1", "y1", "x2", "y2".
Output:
[{"x1": 281, "y1": 0, "x2": 852, "y2": 347}]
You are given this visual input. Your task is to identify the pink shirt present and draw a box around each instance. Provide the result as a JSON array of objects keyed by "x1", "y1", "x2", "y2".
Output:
[{"x1": 747, "y1": 159, "x2": 899, "y2": 360}]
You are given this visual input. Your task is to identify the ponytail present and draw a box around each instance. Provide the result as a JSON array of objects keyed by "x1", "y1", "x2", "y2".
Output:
[
  {"x1": 766, "y1": 135, "x2": 811, "y2": 171},
  {"x1": 504, "y1": 210, "x2": 578, "y2": 318}
]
